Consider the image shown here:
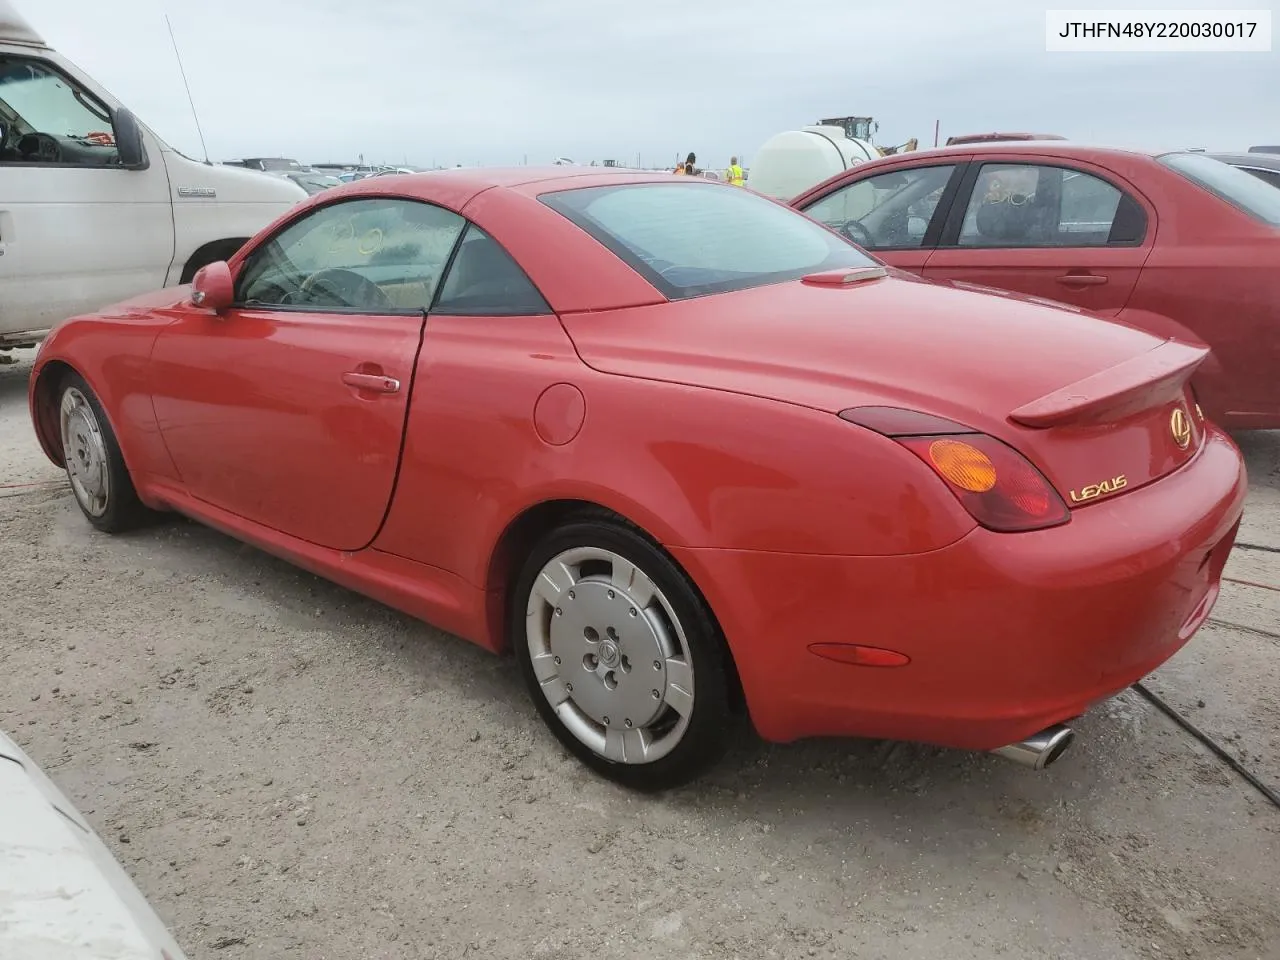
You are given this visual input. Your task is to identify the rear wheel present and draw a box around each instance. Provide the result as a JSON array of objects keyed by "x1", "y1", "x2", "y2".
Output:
[
  {"x1": 58, "y1": 374, "x2": 152, "y2": 533},
  {"x1": 513, "y1": 515, "x2": 736, "y2": 790}
]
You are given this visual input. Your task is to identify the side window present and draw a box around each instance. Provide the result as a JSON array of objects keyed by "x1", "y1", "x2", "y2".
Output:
[
  {"x1": 0, "y1": 56, "x2": 121, "y2": 167},
  {"x1": 434, "y1": 225, "x2": 551, "y2": 316},
  {"x1": 957, "y1": 163, "x2": 1146, "y2": 248},
  {"x1": 236, "y1": 198, "x2": 465, "y2": 313},
  {"x1": 802, "y1": 165, "x2": 956, "y2": 249}
]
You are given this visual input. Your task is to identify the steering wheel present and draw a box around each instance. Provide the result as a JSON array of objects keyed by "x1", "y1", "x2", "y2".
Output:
[
  {"x1": 298, "y1": 268, "x2": 394, "y2": 312},
  {"x1": 839, "y1": 219, "x2": 874, "y2": 248},
  {"x1": 18, "y1": 133, "x2": 63, "y2": 163}
]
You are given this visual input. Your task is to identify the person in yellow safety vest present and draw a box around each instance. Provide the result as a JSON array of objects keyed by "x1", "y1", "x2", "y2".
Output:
[{"x1": 727, "y1": 156, "x2": 745, "y2": 186}]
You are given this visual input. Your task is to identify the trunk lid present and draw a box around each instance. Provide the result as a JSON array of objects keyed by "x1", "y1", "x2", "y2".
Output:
[{"x1": 559, "y1": 273, "x2": 1206, "y2": 506}]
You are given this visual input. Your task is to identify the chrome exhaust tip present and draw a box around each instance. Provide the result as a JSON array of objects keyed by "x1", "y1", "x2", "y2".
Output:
[{"x1": 991, "y1": 724, "x2": 1075, "y2": 770}]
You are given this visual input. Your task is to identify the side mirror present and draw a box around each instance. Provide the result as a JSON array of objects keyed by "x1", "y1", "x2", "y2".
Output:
[
  {"x1": 190, "y1": 261, "x2": 235, "y2": 312},
  {"x1": 111, "y1": 107, "x2": 146, "y2": 169}
]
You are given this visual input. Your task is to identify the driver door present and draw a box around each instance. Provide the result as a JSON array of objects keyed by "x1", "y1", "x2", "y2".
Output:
[
  {"x1": 796, "y1": 162, "x2": 966, "y2": 273},
  {"x1": 149, "y1": 196, "x2": 466, "y2": 551},
  {"x1": 0, "y1": 53, "x2": 172, "y2": 338}
]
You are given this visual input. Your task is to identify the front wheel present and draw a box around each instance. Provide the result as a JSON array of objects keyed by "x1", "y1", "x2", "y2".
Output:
[
  {"x1": 514, "y1": 515, "x2": 737, "y2": 790},
  {"x1": 58, "y1": 374, "x2": 153, "y2": 533}
]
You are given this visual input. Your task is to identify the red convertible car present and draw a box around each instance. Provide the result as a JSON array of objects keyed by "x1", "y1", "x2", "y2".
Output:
[
  {"x1": 791, "y1": 143, "x2": 1280, "y2": 430},
  {"x1": 30, "y1": 169, "x2": 1246, "y2": 789}
]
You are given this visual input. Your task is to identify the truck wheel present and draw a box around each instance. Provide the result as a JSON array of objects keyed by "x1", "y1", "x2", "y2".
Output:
[{"x1": 180, "y1": 239, "x2": 248, "y2": 284}]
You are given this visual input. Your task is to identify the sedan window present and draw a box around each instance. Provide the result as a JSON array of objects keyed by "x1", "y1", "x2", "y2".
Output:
[
  {"x1": 434, "y1": 225, "x2": 551, "y2": 316},
  {"x1": 540, "y1": 181, "x2": 876, "y2": 300},
  {"x1": 956, "y1": 163, "x2": 1146, "y2": 248},
  {"x1": 236, "y1": 198, "x2": 466, "y2": 313},
  {"x1": 802, "y1": 165, "x2": 956, "y2": 249}
]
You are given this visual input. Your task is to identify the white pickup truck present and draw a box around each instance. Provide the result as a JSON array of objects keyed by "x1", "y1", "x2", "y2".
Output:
[{"x1": 0, "y1": 0, "x2": 305, "y2": 350}]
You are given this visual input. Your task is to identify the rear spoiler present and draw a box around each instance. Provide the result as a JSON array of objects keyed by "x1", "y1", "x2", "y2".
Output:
[{"x1": 1008, "y1": 340, "x2": 1209, "y2": 428}]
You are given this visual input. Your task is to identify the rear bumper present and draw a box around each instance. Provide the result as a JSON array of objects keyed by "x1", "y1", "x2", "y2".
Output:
[{"x1": 670, "y1": 428, "x2": 1247, "y2": 750}]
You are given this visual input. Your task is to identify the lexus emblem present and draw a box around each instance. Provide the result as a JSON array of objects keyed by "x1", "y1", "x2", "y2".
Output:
[{"x1": 1170, "y1": 407, "x2": 1192, "y2": 450}]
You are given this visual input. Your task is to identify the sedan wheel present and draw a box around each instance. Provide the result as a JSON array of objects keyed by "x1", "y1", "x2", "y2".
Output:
[
  {"x1": 56, "y1": 374, "x2": 152, "y2": 533},
  {"x1": 60, "y1": 386, "x2": 111, "y2": 518},
  {"x1": 515, "y1": 515, "x2": 736, "y2": 789}
]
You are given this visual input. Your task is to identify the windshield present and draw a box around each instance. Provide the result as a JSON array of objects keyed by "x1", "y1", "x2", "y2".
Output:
[
  {"x1": 1159, "y1": 152, "x2": 1280, "y2": 226},
  {"x1": 0, "y1": 56, "x2": 120, "y2": 165},
  {"x1": 540, "y1": 181, "x2": 878, "y2": 299}
]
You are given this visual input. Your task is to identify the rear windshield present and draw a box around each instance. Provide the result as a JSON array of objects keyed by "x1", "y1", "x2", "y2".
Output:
[
  {"x1": 539, "y1": 181, "x2": 877, "y2": 299},
  {"x1": 1158, "y1": 152, "x2": 1280, "y2": 226}
]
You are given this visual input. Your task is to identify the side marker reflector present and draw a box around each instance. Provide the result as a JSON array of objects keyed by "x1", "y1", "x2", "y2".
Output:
[{"x1": 808, "y1": 643, "x2": 911, "y2": 668}]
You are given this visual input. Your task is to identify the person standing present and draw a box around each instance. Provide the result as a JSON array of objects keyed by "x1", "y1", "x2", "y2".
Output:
[{"x1": 726, "y1": 156, "x2": 745, "y2": 186}]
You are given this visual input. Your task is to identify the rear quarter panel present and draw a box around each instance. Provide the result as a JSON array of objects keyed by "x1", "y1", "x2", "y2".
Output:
[{"x1": 376, "y1": 313, "x2": 978, "y2": 595}]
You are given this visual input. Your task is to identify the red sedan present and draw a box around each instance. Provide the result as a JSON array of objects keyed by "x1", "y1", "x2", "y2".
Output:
[
  {"x1": 791, "y1": 143, "x2": 1280, "y2": 429},
  {"x1": 29, "y1": 169, "x2": 1246, "y2": 789}
]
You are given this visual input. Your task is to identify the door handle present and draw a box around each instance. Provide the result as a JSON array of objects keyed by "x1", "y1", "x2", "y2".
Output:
[
  {"x1": 342, "y1": 371, "x2": 400, "y2": 394},
  {"x1": 1055, "y1": 273, "x2": 1108, "y2": 287}
]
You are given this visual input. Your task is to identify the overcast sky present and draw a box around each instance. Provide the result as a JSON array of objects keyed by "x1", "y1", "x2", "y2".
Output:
[{"x1": 28, "y1": 0, "x2": 1279, "y2": 168}]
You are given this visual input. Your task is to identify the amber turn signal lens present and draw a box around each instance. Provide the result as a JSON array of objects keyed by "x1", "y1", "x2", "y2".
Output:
[
  {"x1": 897, "y1": 433, "x2": 1071, "y2": 533},
  {"x1": 927, "y1": 439, "x2": 997, "y2": 493}
]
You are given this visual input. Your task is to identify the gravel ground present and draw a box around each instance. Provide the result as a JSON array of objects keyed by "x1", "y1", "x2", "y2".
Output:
[{"x1": 2, "y1": 346, "x2": 1278, "y2": 960}]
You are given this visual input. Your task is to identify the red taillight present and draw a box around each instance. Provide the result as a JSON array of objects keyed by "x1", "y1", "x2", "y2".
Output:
[{"x1": 896, "y1": 434, "x2": 1070, "y2": 533}]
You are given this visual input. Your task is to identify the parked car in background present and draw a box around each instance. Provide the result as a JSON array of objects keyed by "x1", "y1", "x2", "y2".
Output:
[
  {"x1": 1, "y1": 728, "x2": 188, "y2": 958},
  {"x1": 791, "y1": 143, "x2": 1280, "y2": 429},
  {"x1": 313, "y1": 162, "x2": 373, "y2": 181},
  {"x1": 271, "y1": 170, "x2": 344, "y2": 195},
  {"x1": 30, "y1": 169, "x2": 1245, "y2": 789},
  {"x1": 0, "y1": 0, "x2": 306, "y2": 350},
  {"x1": 222, "y1": 156, "x2": 311, "y2": 173},
  {"x1": 1208, "y1": 151, "x2": 1280, "y2": 189},
  {"x1": 944, "y1": 132, "x2": 1067, "y2": 146}
]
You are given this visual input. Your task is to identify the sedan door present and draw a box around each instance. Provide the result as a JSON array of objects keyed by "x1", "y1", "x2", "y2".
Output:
[
  {"x1": 922, "y1": 159, "x2": 1155, "y2": 317},
  {"x1": 149, "y1": 196, "x2": 467, "y2": 551},
  {"x1": 797, "y1": 161, "x2": 966, "y2": 272}
]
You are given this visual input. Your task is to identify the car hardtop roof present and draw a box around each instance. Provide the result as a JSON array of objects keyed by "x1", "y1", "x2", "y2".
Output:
[
  {"x1": 852, "y1": 141, "x2": 1186, "y2": 168},
  {"x1": 403, "y1": 166, "x2": 678, "y2": 188},
  {"x1": 344, "y1": 166, "x2": 695, "y2": 203}
]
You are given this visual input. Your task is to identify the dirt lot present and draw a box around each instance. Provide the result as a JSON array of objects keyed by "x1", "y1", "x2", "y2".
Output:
[{"x1": 2, "y1": 346, "x2": 1278, "y2": 960}]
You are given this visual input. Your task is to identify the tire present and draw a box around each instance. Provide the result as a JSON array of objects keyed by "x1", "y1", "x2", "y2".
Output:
[
  {"x1": 179, "y1": 239, "x2": 246, "y2": 285},
  {"x1": 513, "y1": 512, "x2": 736, "y2": 790},
  {"x1": 57, "y1": 373, "x2": 153, "y2": 533}
]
